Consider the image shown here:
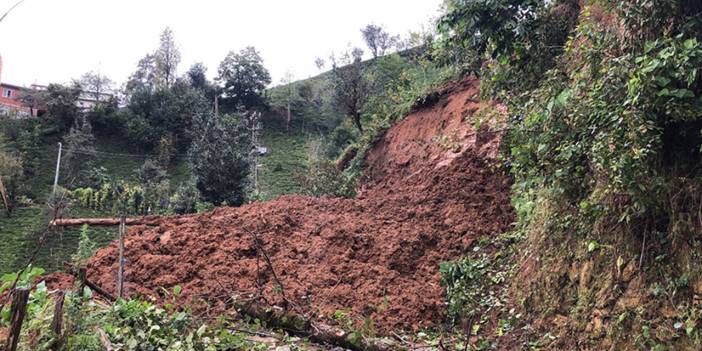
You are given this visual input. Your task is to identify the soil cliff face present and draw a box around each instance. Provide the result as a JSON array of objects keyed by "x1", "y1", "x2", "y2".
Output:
[{"x1": 82, "y1": 78, "x2": 514, "y2": 332}]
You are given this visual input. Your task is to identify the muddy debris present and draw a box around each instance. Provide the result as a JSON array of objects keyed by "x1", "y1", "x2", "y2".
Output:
[{"x1": 59, "y1": 78, "x2": 514, "y2": 333}]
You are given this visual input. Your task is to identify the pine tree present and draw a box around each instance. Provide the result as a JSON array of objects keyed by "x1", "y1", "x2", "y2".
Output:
[
  {"x1": 62, "y1": 116, "x2": 97, "y2": 186},
  {"x1": 189, "y1": 111, "x2": 252, "y2": 206},
  {"x1": 155, "y1": 27, "x2": 181, "y2": 88}
]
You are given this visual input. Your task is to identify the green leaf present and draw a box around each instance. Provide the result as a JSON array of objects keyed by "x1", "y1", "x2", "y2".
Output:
[
  {"x1": 672, "y1": 89, "x2": 694, "y2": 98},
  {"x1": 654, "y1": 76, "x2": 671, "y2": 87},
  {"x1": 554, "y1": 89, "x2": 571, "y2": 108},
  {"x1": 197, "y1": 324, "x2": 207, "y2": 337},
  {"x1": 686, "y1": 320, "x2": 696, "y2": 335},
  {"x1": 172, "y1": 285, "x2": 182, "y2": 296},
  {"x1": 587, "y1": 241, "x2": 599, "y2": 253},
  {"x1": 644, "y1": 41, "x2": 657, "y2": 53},
  {"x1": 684, "y1": 38, "x2": 697, "y2": 50}
]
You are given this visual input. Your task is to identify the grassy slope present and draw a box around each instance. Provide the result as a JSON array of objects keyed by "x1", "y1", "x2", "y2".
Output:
[
  {"x1": 1, "y1": 125, "x2": 316, "y2": 273},
  {"x1": 0, "y1": 136, "x2": 190, "y2": 274},
  {"x1": 257, "y1": 129, "x2": 309, "y2": 200}
]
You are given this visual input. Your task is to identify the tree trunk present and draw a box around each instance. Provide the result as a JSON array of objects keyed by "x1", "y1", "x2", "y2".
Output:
[
  {"x1": 50, "y1": 291, "x2": 65, "y2": 351},
  {"x1": 0, "y1": 177, "x2": 10, "y2": 216},
  {"x1": 4, "y1": 289, "x2": 29, "y2": 351},
  {"x1": 50, "y1": 216, "x2": 164, "y2": 227},
  {"x1": 353, "y1": 112, "x2": 363, "y2": 133}
]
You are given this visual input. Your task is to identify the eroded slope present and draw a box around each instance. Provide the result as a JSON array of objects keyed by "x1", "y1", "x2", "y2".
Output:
[{"x1": 83, "y1": 78, "x2": 514, "y2": 332}]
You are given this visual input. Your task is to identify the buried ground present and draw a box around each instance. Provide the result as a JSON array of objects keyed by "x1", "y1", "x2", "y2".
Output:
[{"x1": 51, "y1": 78, "x2": 515, "y2": 334}]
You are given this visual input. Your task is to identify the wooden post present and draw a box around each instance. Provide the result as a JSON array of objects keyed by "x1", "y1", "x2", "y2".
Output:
[
  {"x1": 50, "y1": 291, "x2": 65, "y2": 351},
  {"x1": 77, "y1": 268, "x2": 87, "y2": 297},
  {"x1": 0, "y1": 177, "x2": 9, "y2": 215},
  {"x1": 117, "y1": 216, "x2": 125, "y2": 299},
  {"x1": 4, "y1": 289, "x2": 29, "y2": 351}
]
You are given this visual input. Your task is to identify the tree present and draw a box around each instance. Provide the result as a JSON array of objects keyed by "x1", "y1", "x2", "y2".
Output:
[
  {"x1": 154, "y1": 27, "x2": 181, "y2": 88},
  {"x1": 78, "y1": 71, "x2": 114, "y2": 103},
  {"x1": 0, "y1": 143, "x2": 23, "y2": 216},
  {"x1": 37, "y1": 83, "x2": 82, "y2": 133},
  {"x1": 216, "y1": 47, "x2": 271, "y2": 111},
  {"x1": 189, "y1": 111, "x2": 251, "y2": 206},
  {"x1": 186, "y1": 62, "x2": 217, "y2": 102},
  {"x1": 361, "y1": 24, "x2": 399, "y2": 58},
  {"x1": 123, "y1": 81, "x2": 209, "y2": 150},
  {"x1": 126, "y1": 54, "x2": 157, "y2": 94},
  {"x1": 136, "y1": 158, "x2": 168, "y2": 185},
  {"x1": 330, "y1": 48, "x2": 369, "y2": 133},
  {"x1": 314, "y1": 57, "x2": 326, "y2": 71},
  {"x1": 170, "y1": 182, "x2": 199, "y2": 214},
  {"x1": 186, "y1": 62, "x2": 209, "y2": 91},
  {"x1": 62, "y1": 116, "x2": 97, "y2": 186},
  {"x1": 280, "y1": 70, "x2": 295, "y2": 131},
  {"x1": 136, "y1": 158, "x2": 171, "y2": 214},
  {"x1": 437, "y1": 0, "x2": 543, "y2": 61}
]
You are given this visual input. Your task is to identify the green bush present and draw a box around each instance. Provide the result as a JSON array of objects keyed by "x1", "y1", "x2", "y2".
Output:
[
  {"x1": 170, "y1": 182, "x2": 199, "y2": 215},
  {"x1": 296, "y1": 160, "x2": 355, "y2": 198}
]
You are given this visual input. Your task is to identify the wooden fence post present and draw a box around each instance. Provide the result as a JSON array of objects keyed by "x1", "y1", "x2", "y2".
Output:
[
  {"x1": 0, "y1": 177, "x2": 9, "y2": 216},
  {"x1": 117, "y1": 216, "x2": 125, "y2": 299},
  {"x1": 4, "y1": 289, "x2": 29, "y2": 351},
  {"x1": 50, "y1": 291, "x2": 65, "y2": 351}
]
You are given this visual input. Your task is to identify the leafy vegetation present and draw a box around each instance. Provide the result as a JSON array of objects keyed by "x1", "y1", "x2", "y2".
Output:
[
  {"x1": 434, "y1": 0, "x2": 702, "y2": 348},
  {"x1": 190, "y1": 112, "x2": 252, "y2": 206},
  {"x1": 0, "y1": 271, "x2": 276, "y2": 351}
]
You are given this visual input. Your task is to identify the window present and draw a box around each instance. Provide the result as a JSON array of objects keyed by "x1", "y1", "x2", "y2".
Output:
[{"x1": 4, "y1": 89, "x2": 12, "y2": 98}]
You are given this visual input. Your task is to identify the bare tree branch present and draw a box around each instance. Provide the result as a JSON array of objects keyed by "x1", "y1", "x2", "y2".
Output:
[{"x1": 0, "y1": 0, "x2": 26, "y2": 24}]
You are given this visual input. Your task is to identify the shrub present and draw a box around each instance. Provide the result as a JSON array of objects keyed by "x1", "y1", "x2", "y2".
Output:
[
  {"x1": 170, "y1": 182, "x2": 199, "y2": 215},
  {"x1": 296, "y1": 160, "x2": 355, "y2": 198}
]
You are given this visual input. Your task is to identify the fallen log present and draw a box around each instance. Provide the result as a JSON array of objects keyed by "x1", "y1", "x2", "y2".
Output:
[
  {"x1": 50, "y1": 216, "x2": 163, "y2": 227},
  {"x1": 234, "y1": 302, "x2": 395, "y2": 351}
]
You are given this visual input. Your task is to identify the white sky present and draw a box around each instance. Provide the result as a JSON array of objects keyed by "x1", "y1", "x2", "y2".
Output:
[{"x1": 0, "y1": 0, "x2": 442, "y2": 88}]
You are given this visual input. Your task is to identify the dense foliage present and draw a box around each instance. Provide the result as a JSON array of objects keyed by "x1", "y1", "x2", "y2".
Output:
[
  {"x1": 217, "y1": 47, "x2": 271, "y2": 112},
  {"x1": 0, "y1": 269, "x2": 269, "y2": 351},
  {"x1": 189, "y1": 112, "x2": 252, "y2": 206},
  {"x1": 61, "y1": 116, "x2": 97, "y2": 187},
  {"x1": 436, "y1": 0, "x2": 702, "y2": 347}
]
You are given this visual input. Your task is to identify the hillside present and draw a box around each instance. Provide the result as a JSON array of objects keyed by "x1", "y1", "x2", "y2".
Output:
[
  {"x1": 4, "y1": 1, "x2": 702, "y2": 349},
  {"x1": 50, "y1": 79, "x2": 514, "y2": 336}
]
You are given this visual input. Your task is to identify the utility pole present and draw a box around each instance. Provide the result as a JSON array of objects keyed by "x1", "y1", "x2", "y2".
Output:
[{"x1": 52, "y1": 142, "x2": 62, "y2": 195}]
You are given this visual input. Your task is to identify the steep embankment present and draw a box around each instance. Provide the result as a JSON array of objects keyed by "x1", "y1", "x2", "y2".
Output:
[{"x1": 81, "y1": 78, "x2": 514, "y2": 332}]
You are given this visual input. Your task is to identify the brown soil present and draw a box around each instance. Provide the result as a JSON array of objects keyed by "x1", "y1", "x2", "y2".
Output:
[{"x1": 64, "y1": 78, "x2": 515, "y2": 333}]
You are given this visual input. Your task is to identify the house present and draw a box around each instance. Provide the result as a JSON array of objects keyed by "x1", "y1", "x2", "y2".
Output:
[
  {"x1": 0, "y1": 54, "x2": 42, "y2": 117},
  {"x1": 0, "y1": 82, "x2": 38, "y2": 117},
  {"x1": 0, "y1": 54, "x2": 114, "y2": 117},
  {"x1": 30, "y1": 84, "x2": 115, "y2": 112}
]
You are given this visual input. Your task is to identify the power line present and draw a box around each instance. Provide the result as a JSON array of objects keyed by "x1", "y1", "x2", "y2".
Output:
[{"x1": 5, "y1": 145, "x2": 191, "y2": 159}]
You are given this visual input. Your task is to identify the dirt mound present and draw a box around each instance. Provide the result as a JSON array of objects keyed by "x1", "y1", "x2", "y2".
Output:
[{"x1": 81, "y1": 78, "x2": 514, "y2": 332}]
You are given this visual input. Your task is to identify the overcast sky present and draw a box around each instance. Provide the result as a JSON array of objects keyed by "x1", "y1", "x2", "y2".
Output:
[{"x1": 0, "y1": 0, "x2": 442, "y2": 88}]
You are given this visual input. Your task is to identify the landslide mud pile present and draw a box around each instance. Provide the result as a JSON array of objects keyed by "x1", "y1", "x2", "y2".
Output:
[{"x1": 84, "y1": 78, "x2": 514, "y2": 332}]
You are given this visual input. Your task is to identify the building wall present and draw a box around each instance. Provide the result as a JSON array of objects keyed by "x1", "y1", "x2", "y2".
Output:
[{"x1": 1, "y1": 85, "x2": 20, "y2": 99}]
